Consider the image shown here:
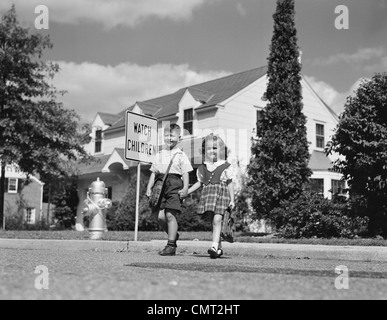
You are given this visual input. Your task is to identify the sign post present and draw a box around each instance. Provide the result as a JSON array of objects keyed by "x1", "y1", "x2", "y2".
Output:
[{"x1": 125, "y1": 111, "x2": 158, "y2": 241}]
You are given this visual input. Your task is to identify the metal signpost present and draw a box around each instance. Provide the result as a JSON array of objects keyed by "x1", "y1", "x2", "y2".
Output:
[{"x1": 125, "y1": 111, "x2": 158, "y2": 241}]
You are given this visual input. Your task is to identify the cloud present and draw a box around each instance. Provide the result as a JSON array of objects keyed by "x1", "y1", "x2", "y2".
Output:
[
  {"x1": 310, "y1": 47, "x2": 385, "y2": 67},
  {"x1": 51, "y1": 61, "x2": 230, "y2": 122},
  {"x1": 305, "y1": 76, "x2": 364, "y2": 116},
  {"x1": 236, "y1": 3, "x2": 247, "y2": 17},
  {"x1": 0, "y1": 0, "x2": 223, "y2": 29},
  {"x1": 363, "y1": 56, "x2": 387, "y2": 73}
]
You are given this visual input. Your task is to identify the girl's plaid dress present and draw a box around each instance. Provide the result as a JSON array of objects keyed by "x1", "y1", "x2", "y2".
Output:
[{"x1": 197, "y1": 161, "x2": 232, "y2": 216}]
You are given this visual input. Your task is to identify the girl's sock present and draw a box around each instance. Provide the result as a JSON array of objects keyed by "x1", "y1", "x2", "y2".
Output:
[
  {"x1": 211, "y1": 242, "x2": 219, "y2": 251},
  {"x1": 167, "y1": 240, "x2": 177, "y2": 248}
]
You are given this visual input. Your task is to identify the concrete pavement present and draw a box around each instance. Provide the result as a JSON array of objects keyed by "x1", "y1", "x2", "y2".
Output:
[
  {"x1": 1, "y1": 238, "x2": 386, "y2": 262},
  {"x1": 1, "y1": 238, "x2": 386, "y2": 300}
]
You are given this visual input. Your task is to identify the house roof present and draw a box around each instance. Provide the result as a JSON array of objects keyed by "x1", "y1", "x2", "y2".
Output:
[
  {"x1": 104, "y1": 66, "x2": 269, "y2": 132},
  {"x1": 98, "y1": 113, "x2": 121, "y2": 126},
  {"x1": 77, "y1": 154, "x2": 111, "y2": 176},
  {"x1": 77, "y1": 149, "x2": 137, "y2": 176},
  {"x1": 308, "y1": 150, "x2": 334, "y2": 171},
  {"x1": 302, "y1": 77, "x2": 339, "y2": 122},
  {"x1": 103, "y1": 105, "x2": 136, "y2": 133},
  {"x1": 99, "y1": 65, "x2": 339, "y2": 139}
]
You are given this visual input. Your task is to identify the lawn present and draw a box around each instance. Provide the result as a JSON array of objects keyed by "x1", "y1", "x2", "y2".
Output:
[{"x1": 0, "y1": 230, "x2": 386, "y2": 246}]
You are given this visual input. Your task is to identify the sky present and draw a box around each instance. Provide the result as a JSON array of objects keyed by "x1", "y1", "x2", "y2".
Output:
[{"x1": 1, "y1": 0, "x2": 387, "y2": 123}]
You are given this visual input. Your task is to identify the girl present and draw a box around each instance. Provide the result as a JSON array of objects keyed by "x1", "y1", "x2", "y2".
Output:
[{"x1": 187, "y1": 134, "x2": 235, "y2": 259}]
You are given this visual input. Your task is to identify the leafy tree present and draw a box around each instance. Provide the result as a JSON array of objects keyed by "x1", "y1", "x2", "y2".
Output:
[
  {"x1": 327, "y1": 73, "x2": 387, "y2": 236},
  {"x1": 0, "y1": 6, "x2": 91, "y2": 228},
  {"x1": 247, "y1": 0, "x2": 311, "y2": 227}
]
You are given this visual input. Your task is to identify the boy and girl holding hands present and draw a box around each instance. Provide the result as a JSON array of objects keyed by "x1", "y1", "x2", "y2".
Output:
[{"x1": 146, "y1": 123, "x2": 235, "y2": 259}]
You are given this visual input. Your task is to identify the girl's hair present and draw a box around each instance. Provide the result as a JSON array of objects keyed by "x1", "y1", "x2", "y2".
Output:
[{"x1": 201, "y1": 133, "x2": 228, "y2": 161}]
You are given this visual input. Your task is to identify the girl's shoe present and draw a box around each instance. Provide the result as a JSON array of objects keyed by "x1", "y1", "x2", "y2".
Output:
[
  {"x1": 218, "y1": 249, "x2": 223, "y2": 257},
  {"x1": 207, "y1": 247, "x2": 221, "y2": 259},
  {"x1": 159, "y1": 245, "x2": 176, "y2": 256}
]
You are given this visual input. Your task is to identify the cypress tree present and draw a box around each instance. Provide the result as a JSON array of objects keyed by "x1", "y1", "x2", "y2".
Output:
[{"x1": 247, "y1": 0, "x2": 312, "y2": 226}]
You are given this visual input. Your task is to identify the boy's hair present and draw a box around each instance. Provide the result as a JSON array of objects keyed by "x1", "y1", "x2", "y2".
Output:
[
  {"x1": 164, "y1": 123, "x2": 181, "y2": 136},
  {"x1": 201, "y1": 133, "x2": 228, "y2": 161}
]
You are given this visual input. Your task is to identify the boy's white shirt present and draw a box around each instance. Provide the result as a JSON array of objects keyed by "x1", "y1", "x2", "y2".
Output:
[
  {"x1": 150, "y1": 147, "x2": 193, "y2": 175},
  {"x1": 197, "y1": 159, "x2": 233, "y2": 183}
]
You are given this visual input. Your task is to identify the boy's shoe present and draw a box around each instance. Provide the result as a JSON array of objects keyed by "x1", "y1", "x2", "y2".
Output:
[
  {"x1": 207, "y1": 247, "x2": 221, "y2": 259},
  {"x1": 159, "y1": 245, "x2": 176, "y2": 256},
  {"x1": 218, "y1": 249, "x2": 224, "y2": 257}
]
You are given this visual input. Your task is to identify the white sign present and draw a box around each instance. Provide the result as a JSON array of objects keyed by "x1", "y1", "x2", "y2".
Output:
[{"x1": 125, "y1": 111, "x2": 158, "y2": 164}]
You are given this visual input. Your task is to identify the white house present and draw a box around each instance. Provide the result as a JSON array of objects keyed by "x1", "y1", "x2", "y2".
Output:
[{"x1": 75, "y1": 66, "x2": 344, "y2": 231}]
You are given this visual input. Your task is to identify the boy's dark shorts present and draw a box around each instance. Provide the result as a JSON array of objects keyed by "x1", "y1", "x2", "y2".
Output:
[{"x1": 158, "y1": 174, "x2": 184, "y2": 212}]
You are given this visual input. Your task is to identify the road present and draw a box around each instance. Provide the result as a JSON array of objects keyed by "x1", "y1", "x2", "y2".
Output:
[{"x1": 0, "y1": 238, "x2": 386, "y2": 301}]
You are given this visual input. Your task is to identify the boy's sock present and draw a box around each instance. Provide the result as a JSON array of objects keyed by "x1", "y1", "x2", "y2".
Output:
[
  {"x1": 211, "y1": 242, "x2": 219, "y2": 251},
  {"x1": 167, "y1": 240, "x2": 177, "y2": 248}
]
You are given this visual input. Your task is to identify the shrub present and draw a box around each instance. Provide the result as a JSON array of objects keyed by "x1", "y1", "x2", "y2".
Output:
[
  {"x1": 271, "y1": 192, "x2": 369, "y2": 239},
  {"x1": 4, "y1": 214, "x2": 50, "y2": 231},
  {"x1": 178, "y1": 199, "x2": 211, "y2": 232},
  {"x1": 105, "y1": 173, "x2": 159, "y2": 231},
  {"x1": 53, "y1": 206, "x2": 75, "y2": 230}
]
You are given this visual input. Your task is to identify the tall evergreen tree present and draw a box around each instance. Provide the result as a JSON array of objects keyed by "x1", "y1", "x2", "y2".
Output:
[{"x1": 247, "y1": 0, "x2": 311, "y2": 226}]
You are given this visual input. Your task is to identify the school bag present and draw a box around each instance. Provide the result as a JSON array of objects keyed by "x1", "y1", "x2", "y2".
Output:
[
  {"x1": 149, "y1": 153, "x2": 177, "y2": 211},
  {"x1": 221, "y1": 206, "x2": 236, "y2": 243}
]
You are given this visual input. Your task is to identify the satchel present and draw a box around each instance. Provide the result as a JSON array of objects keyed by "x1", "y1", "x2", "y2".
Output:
[
  {"x1": 149, "y1": 179, "x2": 164, "y2": 210},
  {"x1": 221, "y1": 207, "x2": 235, "y2": 243},
  {"x1": 149, "y1": 153, "x2": 178, "y2": 211}
]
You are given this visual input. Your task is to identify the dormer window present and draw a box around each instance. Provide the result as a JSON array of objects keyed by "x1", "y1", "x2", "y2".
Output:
[
  {"x1": 316, "y1": 123, "x2": 325, "y2": 149},
  {"x1": 184, "y1": 109, "x2": 193, "y2": 135},
  {"x1": 95, "y1": 129, "x2": 102, "y2": 153}
]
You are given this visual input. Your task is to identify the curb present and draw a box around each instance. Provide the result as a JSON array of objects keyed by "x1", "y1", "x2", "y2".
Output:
[{"x1": 1, "y1": 238, "x2": 387, "y2": 262}]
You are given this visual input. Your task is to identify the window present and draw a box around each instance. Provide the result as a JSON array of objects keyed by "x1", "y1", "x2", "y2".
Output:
[
  {"x1": 183, "y1": 109, "x2": 193, "y2": 135},
  {"x1": 24, "y1": 208, "x2": 36, "y2": 224},
  {"x1": 316, "y1": 124, "x2": 325, "y2": 149},
  {"x1": 256, "y1": 109, "x2": 264, "y2": 136},
  {"x1": 331, "y1": 179, "x2": 346, "y2": 195},
  {"x1": 308, "y1": 178, "x2": 324, "y2": 195},
  {"x1": 95, "y1": 129, "x2": 102, "y2": 153},
  {"x1": 8, "y1": 178, "x2": 18, "y2": 194},
  {"x1": 107, "y1": 186, "x2": 113, "y2": 200}
]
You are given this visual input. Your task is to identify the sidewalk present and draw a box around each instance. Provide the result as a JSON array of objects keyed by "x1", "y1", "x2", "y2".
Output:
[{"x1": 1, "y1": 238, "x2": 386, "y2": 262}]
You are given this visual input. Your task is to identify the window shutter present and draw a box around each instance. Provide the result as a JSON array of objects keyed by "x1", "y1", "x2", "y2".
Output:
[{"x1": 18, "y1": 179, "x2": 23, "y2": 193}]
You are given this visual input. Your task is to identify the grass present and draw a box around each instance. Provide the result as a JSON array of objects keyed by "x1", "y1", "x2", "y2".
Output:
[{"x1": 0, "y1": 230, "x2": 386, "y2": 246}]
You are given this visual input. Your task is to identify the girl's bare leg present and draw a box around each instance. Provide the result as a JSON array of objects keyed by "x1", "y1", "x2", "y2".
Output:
[{"x1": 211, "y1": 214, "x2": 223, "y2": 250}]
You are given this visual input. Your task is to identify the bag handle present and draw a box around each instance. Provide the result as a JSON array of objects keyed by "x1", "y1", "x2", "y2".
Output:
[{"x1": 160, "y1": 152, "x2": 178, "y2": 185}]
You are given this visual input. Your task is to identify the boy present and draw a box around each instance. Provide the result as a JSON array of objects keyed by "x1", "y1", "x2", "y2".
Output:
[{"x1": 146, "y1": 124, "x2": 193, "y2": 256}]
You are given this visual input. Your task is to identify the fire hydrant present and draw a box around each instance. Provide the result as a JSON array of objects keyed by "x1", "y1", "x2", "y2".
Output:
[{"x1": 82, "y1": 178, "x2": 112, "y2": 240}]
